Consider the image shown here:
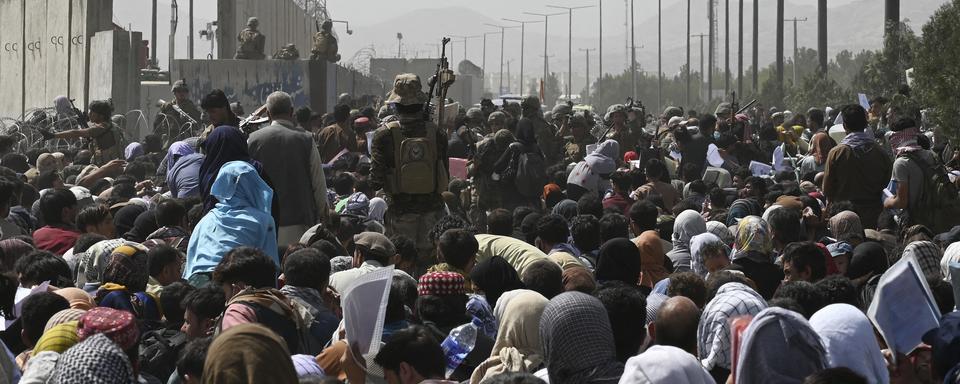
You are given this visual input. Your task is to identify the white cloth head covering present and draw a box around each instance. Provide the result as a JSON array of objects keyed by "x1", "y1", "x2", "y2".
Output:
[
  {"x1": 673, "y1": 210, "x2": 707, "y2": 252},
  {"x1": 734, "y1": 307, "x2": 827, "y2": 384},
  {"x1": 706, "y1": 221, "x2": 734, "y2": 246},
  {"x1": 618, "y1": 345, "x2": 714, "y2": 384},
  {"x1": 809, "y1": 304, "x2": 890, "y2": 384},
  {"x1": 690, "y1": 232, "x2": 729, "y2": 278},
  {"x1": 940, "y1": 242, "x2": 960, "y2": 282},
  {"x1": 698, "y1": 282, "x2": 767, "y2": 371},
  {"x1": 471, "y1": 290, "x2": 549, "y2": 383},
  {"x1": 367, "y1": 197, "x2": 387, "y2": 223}
]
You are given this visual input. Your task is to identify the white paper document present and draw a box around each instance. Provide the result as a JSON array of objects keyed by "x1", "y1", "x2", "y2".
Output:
[
  {"x1": 867, "y1": 256, "x2": 940, "y2": 357},
  {"x1": 342, "y1": 266, "x2": 394, "y2": 365}
]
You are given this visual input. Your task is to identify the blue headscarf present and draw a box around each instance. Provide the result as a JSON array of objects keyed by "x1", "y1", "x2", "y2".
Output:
[
  {"x1": 184, "y1": 161, "x2": 278, "y2": 279},
  {"x1": 199, "y1": 126, "x2": 259, "y2": 211}
]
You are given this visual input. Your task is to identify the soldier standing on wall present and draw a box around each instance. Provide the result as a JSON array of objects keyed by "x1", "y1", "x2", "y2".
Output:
[
  {"x1": 369, "y1": 74, "x2": 448, "y2": 270},
  {"x1": 235, "y1": 17, "x2": 266, "y2": 60},
  {"x1": 310, "y1": 20, "x2": 340, "y2": 62},
  {"x1": 154, "y1": 80, "x2": 202, "y2": 146}
]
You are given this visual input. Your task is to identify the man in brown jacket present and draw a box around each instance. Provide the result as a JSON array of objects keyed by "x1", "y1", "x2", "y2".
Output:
[
  {"x1": 315, "y1": 104, "x2": 358, "y2": 163},
  {"x1": 823, "y1": 104, "x2": 892, "y2": 229}
]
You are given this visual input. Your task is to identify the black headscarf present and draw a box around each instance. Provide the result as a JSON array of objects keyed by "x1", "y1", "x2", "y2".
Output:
[
  {"x1": 469, "y1": 256, "x2": 524, "y2": 309},
  {"x1": 113, "y1": 204, "x2": 146, "y2": 240},
  {"x1": 847, "y1": 242, "x2": 888, "y2": 281},
  {"x1": 123, "y1": 210, "x2": 159, "y2": 243},
  {"x1": 595, "y1": 238, "x2": 642, "y2": 286},
  {"x1": 198, "y1": 126, "x2": 259, "y2": 211}
]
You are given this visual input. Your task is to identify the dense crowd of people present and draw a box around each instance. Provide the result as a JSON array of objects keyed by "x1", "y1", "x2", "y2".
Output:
[{"x1": 0, "y1": 73, "x2": 957, "y2": 384}]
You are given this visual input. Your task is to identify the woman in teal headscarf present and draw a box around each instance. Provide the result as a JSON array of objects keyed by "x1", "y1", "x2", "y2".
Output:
[{"x1": 184, "y1": 161, "x2": 278, "y2": 286}]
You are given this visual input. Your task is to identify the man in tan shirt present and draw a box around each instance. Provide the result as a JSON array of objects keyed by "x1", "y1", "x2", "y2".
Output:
[{"x1": 315, "y1": 104, "x2": 358, "y2": 163}]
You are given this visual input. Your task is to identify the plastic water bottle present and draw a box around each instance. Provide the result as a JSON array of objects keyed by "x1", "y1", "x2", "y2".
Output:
[{"x1": 441, "y1": 319, "x2": 480, "y2": 378}]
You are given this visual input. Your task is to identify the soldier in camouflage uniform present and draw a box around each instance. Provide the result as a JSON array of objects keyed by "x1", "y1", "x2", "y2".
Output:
[
  {"x1": 234, "y1": 17, "x2": 266, "y2": 60},
  {"x1": 464, "y1": 108, "x2": 487, "y2": 137},
  {"x1": 154, "y1": 80, "x2": 202, "y2": 146},
  {"x1": 370, "y1": 74, "x2": 448, "y2": 268},
  {"x1": 487, "y1": 111, "x2": 508, "y2": 135},
  {"x1": 470, "y1": 129, "x2": 515, "y2": 212},
  {"x1": 519, "y1": 96, "x2": 561, "y2": 166},
  {"x1": 564, "y1": 113, "x2": 596, "y2": 164},
  {"x1": 605, "y1": 104, "x2": 642, "y2": 159},
  {"x1": 273, "y1": 44, "x2": 300, "y2": 60},
  {"x1": 310, "y1": 20, "x2": 340, "y2": 62}
]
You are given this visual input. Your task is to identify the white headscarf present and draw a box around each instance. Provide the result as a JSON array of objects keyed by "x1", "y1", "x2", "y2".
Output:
[
  {"x1": 735, "y1": 307, "x2": 827, "y2": 384},
  {"x1": 809, "y1": 304, "x2": 890, "y2": 384},
  {"x1": 940, "y1": 242, "x2": 960, "y2": 282},
  {"x1": 690, "y1": 232, "x2": 729, "y2": 278},
  {"x1": 368, "y1": 197, "x2": 387, "y2": 224},
  {"x1": 618, "y1": 345, "x2": 714, "y2": 384}
]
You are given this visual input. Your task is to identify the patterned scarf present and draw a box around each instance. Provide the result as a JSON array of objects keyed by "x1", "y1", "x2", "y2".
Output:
[
  {"x1": 888, "y1": 127, "x2": 923, "y2": 156},
  {"x1": 540, "y1": 292, "x2": 623, "y2": 384},
  {"x1": 698, "y1": 282, "x2": 767, "y2": 371},
  {"x1": 840, "y1": 131, "x2": 874, "y2": 152},
  {"x1": 50, "y1": 333, "x2": 135, "y2": 383}
]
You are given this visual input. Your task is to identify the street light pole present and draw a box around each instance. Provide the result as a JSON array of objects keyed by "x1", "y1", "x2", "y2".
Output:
[
  {"x1": 686, "y1": 0, "x2": 691, "y2": 108},
  {"x1": 631, "y1": 0, "x2": 637, "y2": 99},
  {"x1": 484, "y1": 23, "x2": 519, "y2": 96},
  {"x1": 504, "y1": 19, "x2": 543, "y2": 97},
  {"x1": 524, "y1": 12, "x2": 565, "y2": 95},
  {"x1": 547, "y1": 4, "x2": 594, "y2": 102},
  {"x1": 599, "y1": 0, "x2": 603, "y2": 84},
  {"x1": 580, "y1": 48, "x2": 595, "y2": 97},
  {"x1": 693, "y1": 33, "x2": 707, "y2": 102},
  {"x1": 451, "y1": 35, "x2": 480, "y2": 64},
  {"x1": 784, "y1": 17, "x2": 808, "y2": 86}
]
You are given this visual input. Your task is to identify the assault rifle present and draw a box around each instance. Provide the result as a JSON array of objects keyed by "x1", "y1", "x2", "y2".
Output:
[{"x1": 425, "y1": 37, "x2": 455, "y2": 124}]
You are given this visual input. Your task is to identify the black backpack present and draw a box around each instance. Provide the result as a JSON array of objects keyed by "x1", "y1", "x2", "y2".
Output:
[
  {"x1": 899, "y1": 151, "x2": 960, "y2": 233},
  {"x1": 138, "y1": 329, "x2": 189, "y2": 380},
  {"x1": 514, "y1": 151, "x2": 548, "y2": 198}
]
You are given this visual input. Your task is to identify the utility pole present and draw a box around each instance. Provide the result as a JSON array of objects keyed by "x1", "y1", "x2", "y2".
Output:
[
  {"x1": 784, "y1": 17, "x2": 807, "y2": 86},
  {"x1": 658, "y1": 0, "x2": 662, "y2": 113},
  {"x1": 503, "y1": 19, "x2": 543, "y2": 97},
  {"x1": 818, "y1": 0, "x2": 827, "y2": 73},
  {"x1": 776, "y1": 0, "x2": 784, "y2": 105},
  {"x1": 693, "y1": 33, "x2": 707, "y2": 102},
  {"x1": 738, "y1": 0, "x2": 743, "y2": 96},
  {"x1": 547, "y1": 4, "x2": 595, "y2": 102},
  {"x1": 686, "y1": 0, "x2": 691, "y2": 108},
  {"x1": 524, "y1": 12, "x2": 565, "y2": 93},
  {"x1": 151, "y1": 0, "x2": 158, "y2": 67},
  {"x1": 482, "y1": 31, "x2": 502, "y2": 83},
  {"x1": 451, "y1": 35, "x2": 480, "y2": 64},
  {"x1": 708, "y1": 0, "x2": 715, "y2": 101},
  {"x1": 169, "y1": 0, "x2": 178, "y2": 71},
  {"x1": 397, "y1": 33, "x2": 403, "y2": 58},
  {"x1": 631, "y1": 0, "x2": 637, "y2": 99},
  {"x1": 580, "y1": 48, "x2": 595, "y2": 97},
  {"x1": 599, "y1": 0, "x2": 603, "y2": 83},
  {"x1": 724, "y1": 0, "x2": 729, "y2": 96},
  {"x1": 188, "y1": 0, "x2": 194, "y2": 59},
  {"x1": 753, "y1": 0, "x2": 758, "y2": 93},
  {"x1": 484, "y1": 23, "x2": 519, "y2": 96}
]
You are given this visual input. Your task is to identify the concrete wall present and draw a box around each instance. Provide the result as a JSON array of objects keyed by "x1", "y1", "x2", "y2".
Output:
[
  {"x1": 0, "y1": 0, "x2": 113, "y2": 118},
  {"x1": 170, "y1": 59, "x2": 330, "y2": 117},
  {"x1": 217, "y1": 0, "x2": 317, "y2": 60},
  {"x1": 88, "y1": 30, "x2": 143, "y2": 114},
  {"x1": 138, "y1": 81, "x2": 169, "y2": 139}
]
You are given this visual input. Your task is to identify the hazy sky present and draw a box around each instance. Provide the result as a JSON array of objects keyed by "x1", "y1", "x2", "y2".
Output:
[{"x1": 114, "y1": 0, "x2": 863, "y2": 66}]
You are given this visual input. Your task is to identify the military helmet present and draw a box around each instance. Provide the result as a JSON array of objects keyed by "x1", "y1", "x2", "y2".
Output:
[
  {"x1": 552, "y1": 103, "x2": 572, "y2": 117},
  {"x1": 488, "y1": 111, "x2": 508, "y2": 126},
  {"x1": 466, "y1": 107, "x2": 483, "y2": 121},
  {"x1": 493, "y1": 129, "x2": 516, "y2": 147},
  {"x1": 605, "y1": 104, "x2": 627, "y2": 121},
  {"x1": 247, "y1": 17, "x2": 259, "y2": 27},
  {"x1": 714, "y1": 102, "x2": 732, "y2": 116},
  {"x1": 386, "y1": 74, "x2": 428, "y2": 106},
  {"x1": 663, "y1": 106, "x2": 684, "y2": 119}
]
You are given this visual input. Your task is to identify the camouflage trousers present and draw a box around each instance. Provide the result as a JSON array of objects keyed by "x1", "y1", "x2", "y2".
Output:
[{"x1": 385, "y1": 208, "x2": 445, "y2": 276}]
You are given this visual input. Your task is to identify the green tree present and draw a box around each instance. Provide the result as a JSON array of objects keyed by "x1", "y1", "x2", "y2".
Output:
[
  {"x1": 528, "y1": 72, "x2": 562, "y2": 107},
  {"x1": 913, "y1": 0, "x2": 960, "y2": 140}
]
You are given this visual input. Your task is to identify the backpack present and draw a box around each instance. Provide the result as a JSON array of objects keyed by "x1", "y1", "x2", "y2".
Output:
[
  {"x1": 138, "y1": 328, "x2": 189, "y2": 380},
  {"x1": 899, "y1": 151, "x2": 960, "y2": 233},
  {"x1": 514, "y1": 151, "x2": 548, "y2": 198},
  {"x1": 387, "y1": 121, "x2": 447, "y2": 195}
]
